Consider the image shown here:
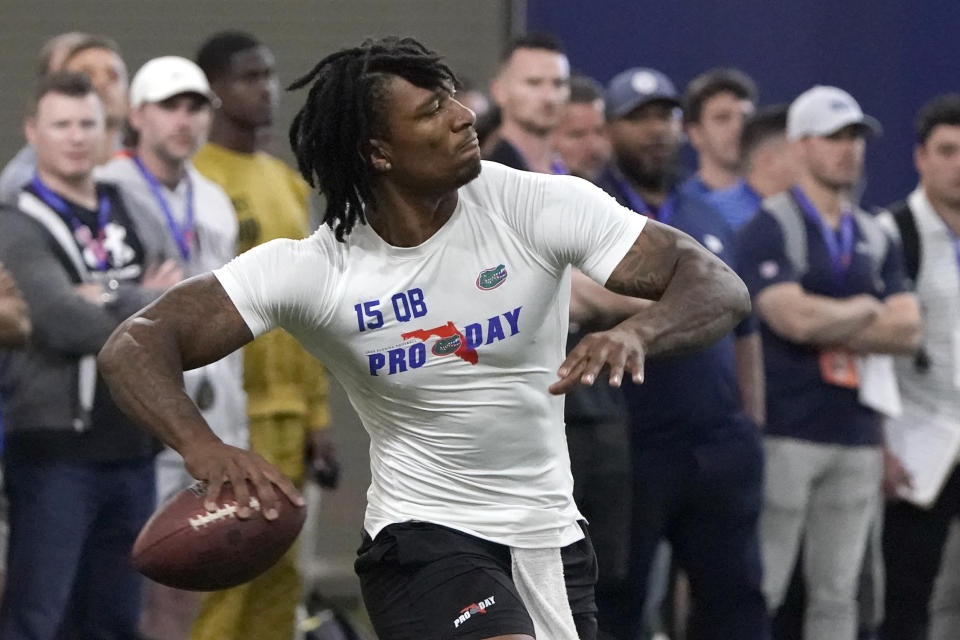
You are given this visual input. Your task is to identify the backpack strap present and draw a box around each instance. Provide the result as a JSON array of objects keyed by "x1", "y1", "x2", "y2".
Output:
[
  {"x1": 884, "y1": 199, "x2": 921, "y2": 283},
  {"x1": 876, "y1": 199, "x2": 927, "y2": 369},
  {"x1": 762, "y1": 190, "x2": 809, "y2": 277}
]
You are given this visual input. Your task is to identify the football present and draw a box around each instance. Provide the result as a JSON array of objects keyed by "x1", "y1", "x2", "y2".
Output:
[{"x1": 132, "y1": 481, "x2": 307, "y2": 591}]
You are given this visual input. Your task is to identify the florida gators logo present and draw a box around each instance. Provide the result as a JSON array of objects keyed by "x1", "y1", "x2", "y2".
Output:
[
  {"x1": 432, "y1": 334, "x2": 463, "y2": 356},
  {"x1": 476, "y1": 264, "x2": 507, "y2": 290}
]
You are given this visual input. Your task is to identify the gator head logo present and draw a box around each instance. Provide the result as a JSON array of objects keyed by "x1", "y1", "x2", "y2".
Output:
[
  {"x1": 432, "y1": 334, "x2": 463, "y2": 356},
  {"x1": 476, "y1": 264, "x2": 507, "y2": 290}
]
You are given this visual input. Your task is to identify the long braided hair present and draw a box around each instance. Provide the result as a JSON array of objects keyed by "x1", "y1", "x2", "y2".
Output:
[{"x1": 288, "y1": 37, "x2": 457, "y2": 241}]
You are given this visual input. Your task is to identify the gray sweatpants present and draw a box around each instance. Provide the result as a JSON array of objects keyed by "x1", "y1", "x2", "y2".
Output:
[{"x1": 760, "y1": 436, "x2": 882, "y2": 640}]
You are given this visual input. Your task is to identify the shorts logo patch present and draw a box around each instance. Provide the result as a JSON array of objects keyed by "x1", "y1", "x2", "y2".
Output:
[
  {"x1": 476, "y1": 264, "x2": 507, "y2": 290},
  {"x1": 453, "y1": 595, "x2": 496, "y2": 628}
]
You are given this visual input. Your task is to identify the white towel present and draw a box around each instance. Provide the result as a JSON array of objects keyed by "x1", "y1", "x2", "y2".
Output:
[{"x1": 510, "y1": 546, "x2": 580, "y2": 640}]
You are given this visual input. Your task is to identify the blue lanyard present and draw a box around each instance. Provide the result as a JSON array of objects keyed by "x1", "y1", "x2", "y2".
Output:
[
  {"x1": 610, "y1": 169, "x2": 675, "y2": 225},
  {"x1": 550, "y1": 157, "x2": 569, "y2": 176},
  {"x1": 132, "y1": 155, "x2": 195, "y2": 261},
  {"x1": 792, "y1": 187, "x2": 855, "y2": 289},
  {"x1": 30, "y1": 174, "x2": 111, "y2": 270}
]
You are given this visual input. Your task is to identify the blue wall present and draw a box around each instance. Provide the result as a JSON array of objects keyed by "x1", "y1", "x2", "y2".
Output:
[{"x1": 527, "y1": 1, "x2": 960, "y2": 208}]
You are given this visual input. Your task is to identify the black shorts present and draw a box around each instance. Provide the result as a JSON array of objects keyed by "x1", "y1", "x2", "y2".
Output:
[{"x1": 355, "y1": 521, "x2": 598, "y2": 640}]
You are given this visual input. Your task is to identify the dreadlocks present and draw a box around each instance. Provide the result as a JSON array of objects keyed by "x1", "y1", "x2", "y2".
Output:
[{"x1": 287, "y1": 37, "x2": 457, "y2": 241}]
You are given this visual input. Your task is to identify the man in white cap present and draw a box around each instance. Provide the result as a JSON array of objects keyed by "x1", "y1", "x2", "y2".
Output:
[
  {"x1": 97, "y1": 56, "x2": 247, "y2": 640},
  {"x1": 736, "y1": 86, "x2": 921, "y2": 640}
]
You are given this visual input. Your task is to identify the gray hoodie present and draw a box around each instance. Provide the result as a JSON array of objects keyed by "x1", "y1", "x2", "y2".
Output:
[{"x1": 0, "y1": 184, "x2": 168, "y2": 462}]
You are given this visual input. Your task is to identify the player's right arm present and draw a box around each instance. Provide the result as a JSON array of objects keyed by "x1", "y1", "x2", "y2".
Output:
[{"x1": 98, "y1": 273, "x2": 303, "y2": 519}]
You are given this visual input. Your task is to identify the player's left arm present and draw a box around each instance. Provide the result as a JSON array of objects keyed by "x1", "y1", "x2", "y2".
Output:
[{"x1": 552, "y1": 219, "x2": 751, "y2": 394}]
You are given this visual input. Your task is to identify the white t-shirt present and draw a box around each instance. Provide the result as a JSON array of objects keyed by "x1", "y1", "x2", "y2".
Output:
[{"x1": 214, "y1": 161, "x2": 645, "y2": 548}]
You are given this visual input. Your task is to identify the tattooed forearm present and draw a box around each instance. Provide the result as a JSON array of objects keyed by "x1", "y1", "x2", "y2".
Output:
[
  {"x1": 606, "y1": 220, "x2": 751, "y2": 357},
  {"x1": 98, "y1": 274, "x2": 253, "y2": 452}
]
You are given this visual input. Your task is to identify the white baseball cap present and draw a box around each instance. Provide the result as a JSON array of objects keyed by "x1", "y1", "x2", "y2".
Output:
[
  {"x1": 787, "y1": 85, "x2": 881, "y2": 140},
  {"x1": 129, "y1": 56, "x2": 220, "y2": 109}
]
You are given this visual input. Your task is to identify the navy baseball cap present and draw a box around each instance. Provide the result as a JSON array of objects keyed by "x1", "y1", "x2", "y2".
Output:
[{"x1": 605, "y1": 67, "x2": 679, "y2": 120}]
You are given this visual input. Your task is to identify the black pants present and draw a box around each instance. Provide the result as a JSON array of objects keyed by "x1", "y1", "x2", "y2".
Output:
[
  {"x1": 882, "y1": 464, "x2": 960, "y2": 640},
  {"x1": 566, "y1": 417, "x2": 632, "y2": 600},
  {"x1": 598, "y1": 416, "x2": 770, "y2": 640}
]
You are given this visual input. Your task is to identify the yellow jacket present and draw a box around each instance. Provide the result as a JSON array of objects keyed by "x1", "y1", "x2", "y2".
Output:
[{"x1": 193, "y1": 142, "x2": 328, "y2": 430}]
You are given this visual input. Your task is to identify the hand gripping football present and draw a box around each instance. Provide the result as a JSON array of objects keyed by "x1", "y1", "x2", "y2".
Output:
[{"x1": 132, "y1": 481, "x2": 307, "y2": 590}]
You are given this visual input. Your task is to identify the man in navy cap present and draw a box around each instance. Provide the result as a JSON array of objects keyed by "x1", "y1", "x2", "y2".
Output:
[{"x1": 590, "y1": 67, "x2": 769, "y2": 640}]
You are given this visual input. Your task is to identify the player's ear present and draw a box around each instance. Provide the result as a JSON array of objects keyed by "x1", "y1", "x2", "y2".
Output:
[{"x1": 367, "y1": 139, "x2": 393, "y2": 173}]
